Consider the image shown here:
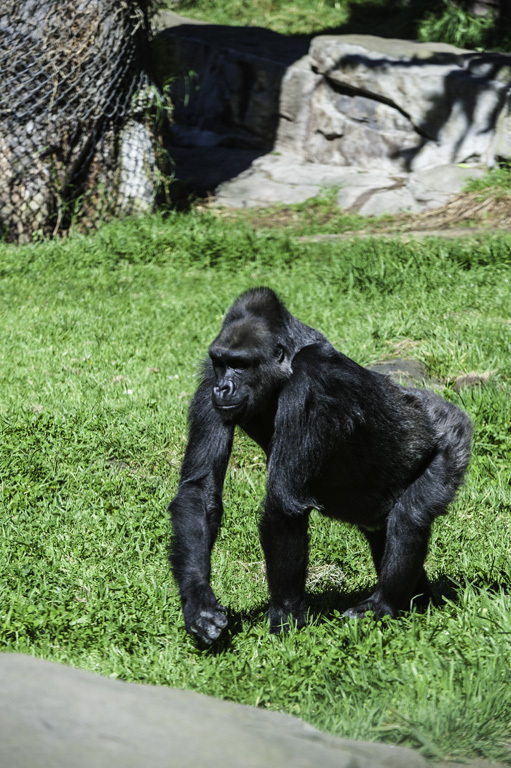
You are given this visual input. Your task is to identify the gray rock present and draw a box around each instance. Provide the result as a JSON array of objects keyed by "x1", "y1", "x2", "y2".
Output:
[
  {"x1": 152, "y1": 11, "x2": 308, "y2": 151},
  {"x1": 0, "y1": 654, "x2": 427, "y2": 768},
  {"x1": 212, "y1": 152, "x2": 485, "y2": 213},
  {"x1": 276, "y1": 58, "x2": 322, "y2": 155},
  {"x1": 334, "y1": 168, "x2": 407, "y2": 211},
  {"x1": 368, "y1": 359, "x2": 442, "y2": 389},
  {"x1": 452, "y1": 371, "x2": 492, "y2": 391},
  {"x1": 303, "y1": 76, "x2": 419, "y2": 172},
  {"x1": 407, "y1": 165, "x2": 482, "y2": 207},
  {"x1": 214, "y1": 154, "x2": 368, "y2": 207},
  {"x1": 215, "y1": 168, "x2": 319, "y2": 207},
  {"x1": 495, "y1": 91, "x2": 511, "y2": 159},
  {"x1": 358, "y1": 186, "x2": 421, "y2": 216}
]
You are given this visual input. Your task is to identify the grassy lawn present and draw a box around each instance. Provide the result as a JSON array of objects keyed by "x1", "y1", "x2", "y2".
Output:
[{"x1": 0, "y1": 209, "x2": 510, "y2": 763}]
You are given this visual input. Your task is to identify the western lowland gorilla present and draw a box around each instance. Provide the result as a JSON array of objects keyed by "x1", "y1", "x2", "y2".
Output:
[{"x1": 169, "y1": 287, "x2": 472, "y2": 644}]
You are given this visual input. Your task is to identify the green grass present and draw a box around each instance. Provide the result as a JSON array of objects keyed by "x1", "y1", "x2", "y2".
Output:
[
  {"x1": 169, "y1": 0, "x2": 511, "y2": 50},
  {"x1": 464, "y1": 165, "x2": 511, "y2": 199},
  {"x1": 169, "y1": 0, "x2": 425, "y2": 37},
  {"x1": 1, "y1": 211, "x2": 511, "y2": 763},
  {"x1": 416, "y1": 0, "x2": 509, "y2": 50}
]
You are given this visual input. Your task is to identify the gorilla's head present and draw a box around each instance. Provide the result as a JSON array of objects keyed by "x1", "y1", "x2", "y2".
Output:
[{"x1": 208, "y1": 288, "x2": 292, "y2": 423}]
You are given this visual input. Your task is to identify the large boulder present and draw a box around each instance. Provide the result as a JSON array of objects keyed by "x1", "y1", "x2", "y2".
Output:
[
  {"x1": 0, "y1": 653, "x2": 427, "y2": 768},
  {"x1": 296, "y1": 36, "x2": 511, "y2": 171}
]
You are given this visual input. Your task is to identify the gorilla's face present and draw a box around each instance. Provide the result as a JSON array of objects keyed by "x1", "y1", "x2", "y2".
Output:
[{"x1": 209, "y1": 318, "x2": 290, "y2": 424}]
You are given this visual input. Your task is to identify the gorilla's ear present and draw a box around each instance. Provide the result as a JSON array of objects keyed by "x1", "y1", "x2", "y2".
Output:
[
  {"x1": 275, "y1": 343, "x2": 293, "y2": 375},
  {"x1": 275, "y1": 343, "x2": 287, "y2": 363}
]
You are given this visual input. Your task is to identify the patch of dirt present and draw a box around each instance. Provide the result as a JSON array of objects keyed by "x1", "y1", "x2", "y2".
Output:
[
  {"x1": 205, "y1": 190, "x2": 511, "y2": 238},
  {"x1": 402, "y1": 191, "x2": 511, "y2": 231},
  {"x1": 306, "y1": 191, "x2": 511, "y2": 239}
]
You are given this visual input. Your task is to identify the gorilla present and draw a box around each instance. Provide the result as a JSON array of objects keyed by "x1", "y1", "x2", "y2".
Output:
[{"x1": 169, "y1": 287, "x2": 472, "y2": 645}]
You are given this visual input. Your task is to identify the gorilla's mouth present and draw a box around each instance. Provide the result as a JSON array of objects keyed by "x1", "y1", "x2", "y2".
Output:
[
  {"x1": 215, "y1": 401, "x2": 244, "y2": 411},
  {"x1": 213, "y1": 399, "x2": 247, "y2": 419}
]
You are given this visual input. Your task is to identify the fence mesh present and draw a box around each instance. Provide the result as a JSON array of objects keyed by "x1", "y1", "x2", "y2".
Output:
[{"x1": 0, "y1": 0, "x2": 160, "y2": 242}]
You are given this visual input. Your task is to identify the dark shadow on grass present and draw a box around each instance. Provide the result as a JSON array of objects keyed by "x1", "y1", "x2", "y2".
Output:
[
  {"x1": 304, "y1": 0, "x2": 435, "y2": 40},
  {"x1": 307, "y1": 575, "x2": 488, "y2": 624},
  {"x1": 313, "y1": 0, "x2": 510, "y2": 50},
  {"x1": 308, "y1": 574, "x2": 511, "y2": 627},
  {"x1": 195, "y1": 579, "x2": 445, "y2": 651},
  {"x1": 444, "y1": 571, "x2": 511, "y2": 599},
  {"x1": 307, "y1": 586, "x2": 374, "y2": 622},
  {"x1": 165, "y1": 1, "x2": 439, "y2": 43}
]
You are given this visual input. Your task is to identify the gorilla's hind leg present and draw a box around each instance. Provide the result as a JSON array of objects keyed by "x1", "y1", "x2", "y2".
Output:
[
  {"x1": 346, "y1": 435, "x2": 468, "y2": 620},
  {"x1": 362, "y1": 527, "x2": 433, "y2": 610}
]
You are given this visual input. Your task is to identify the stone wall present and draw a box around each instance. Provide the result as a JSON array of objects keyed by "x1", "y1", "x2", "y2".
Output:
[{"x1": 151, "y1": 13, "x2": 511, "y2": 213}]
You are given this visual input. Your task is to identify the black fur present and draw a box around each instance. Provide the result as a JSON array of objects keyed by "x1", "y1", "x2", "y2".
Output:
[{"x1": 169, "y1": 288, "x2": 472, "y2": 644}]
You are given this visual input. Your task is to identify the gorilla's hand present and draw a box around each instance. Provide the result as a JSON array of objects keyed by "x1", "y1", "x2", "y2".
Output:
[{"x1": 183, "y1": 585, "x2": 227, "y2": 645}]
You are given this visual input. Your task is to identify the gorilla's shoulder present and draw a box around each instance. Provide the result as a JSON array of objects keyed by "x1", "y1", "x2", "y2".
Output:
[{"x1": 291, "y1": 342, "x2": 368, "y2": 381}]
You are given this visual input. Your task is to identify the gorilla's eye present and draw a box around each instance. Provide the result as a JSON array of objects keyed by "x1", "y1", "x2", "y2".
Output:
[
  {"x1": 227, "y1": 354, "x2": 254, "y2": 370},
  {"x1": 233, "y1": 359, "x2": 251, "y2": 371}
]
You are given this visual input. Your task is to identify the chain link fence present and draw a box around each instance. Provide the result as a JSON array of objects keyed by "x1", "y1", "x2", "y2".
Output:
[{"x1": 0, "y1": 0, "x2": 163, "y2": 242}]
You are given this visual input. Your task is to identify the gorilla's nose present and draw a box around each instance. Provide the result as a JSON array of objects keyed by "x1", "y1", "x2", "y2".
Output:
[{"x1": 213, "y1": 380, "x2": 235, "y2": 400}]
